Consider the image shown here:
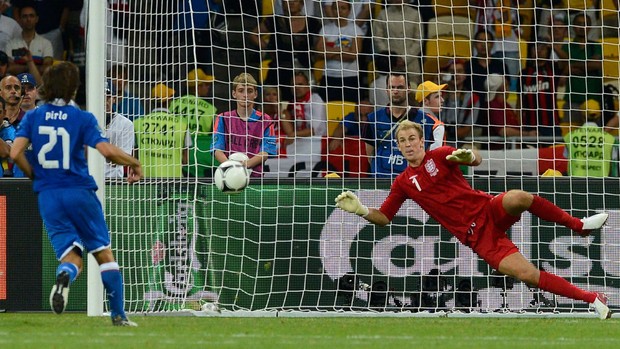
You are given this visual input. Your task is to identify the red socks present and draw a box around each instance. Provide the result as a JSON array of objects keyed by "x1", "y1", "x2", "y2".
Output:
[
  {"x1": 528, "y1": 195, "x2": 583, "y2": 233},
  {"x1": 537, "y1": 271, "x2": 596, "y2": 303}
]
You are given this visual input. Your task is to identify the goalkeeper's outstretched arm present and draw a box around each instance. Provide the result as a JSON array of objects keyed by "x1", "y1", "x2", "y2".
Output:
[{"x1": 335, "y1": 191, "x2": 390, "y2": 226}]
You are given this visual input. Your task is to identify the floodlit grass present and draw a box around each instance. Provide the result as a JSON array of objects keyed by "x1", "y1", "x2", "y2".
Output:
[{"x1": 1, "y1": 313, "x2": 619, "y2": 349}]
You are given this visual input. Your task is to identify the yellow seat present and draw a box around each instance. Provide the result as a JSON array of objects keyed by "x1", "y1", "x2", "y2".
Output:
[
  {"x1": 519, "y1": 39, "x2": 528, "y2": 70},
  {"x1": 313, "y1": 59, "x2": 325, "y2": 84},
  {"x1": 424, "y1": 35, "x2": 471, "y2": 59},
  {"x1": 426, "y1": 15, "x2": 474, "y2": 39},
  {"x1": 260, "y1": 59, "x2": 272, "y2": 83},
  {"x1": 601, "y1": 37, "x2": 620, "y2": 81},
  {"x1": 262, "y1": 0, "x2": 274, "y2": 16},
  {"x1": 433, "y1": 0, "x2": 473, "y2": 19},
  {"x1": 326, "y1": 101, "x2": 356, "y2": 137}
]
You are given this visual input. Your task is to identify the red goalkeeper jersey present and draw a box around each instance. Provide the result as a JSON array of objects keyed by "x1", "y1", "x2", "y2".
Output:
[{"x1": 379, "y1": 146, "x2": 493, "y2": 244}]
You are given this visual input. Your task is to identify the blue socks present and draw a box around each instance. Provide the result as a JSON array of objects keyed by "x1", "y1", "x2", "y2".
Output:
[
  {"x1": 56, "y1": 262, "x2": 79, "y2": 284},
  {"x1": 100, "y1": 262, "x2": 126, "y2": 319}
]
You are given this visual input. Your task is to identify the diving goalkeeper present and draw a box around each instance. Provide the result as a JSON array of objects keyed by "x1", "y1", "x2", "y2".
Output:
[{"x1": 335, "y1": 120, "x2": 612, "y2": 319}]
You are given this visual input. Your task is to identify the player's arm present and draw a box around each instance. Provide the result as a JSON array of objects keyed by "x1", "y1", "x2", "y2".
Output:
[
  {"x1": 96, "y1": 142, "x2": 142, "y2": 183},
  {"x1": 9, "y1": 137, "x2": 34, "y2": 179},
  {"x1": 0, "y1": 139, "x2": 9, "y2": 158},
  {"x1": 335, "y1": 191, "x2": 390, "y2": 226}
]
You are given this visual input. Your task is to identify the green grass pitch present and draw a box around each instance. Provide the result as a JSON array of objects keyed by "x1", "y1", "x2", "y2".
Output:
[{"x1": 1, "y1": 313, "x2": 619, "y2": 349}]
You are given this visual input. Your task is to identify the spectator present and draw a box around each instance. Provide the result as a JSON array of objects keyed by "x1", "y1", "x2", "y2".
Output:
[
  {"x1": 322, "y1": 0, "x2": 371, "y2": 34},
  {"x1": 107, "y1": 65, "x2": 145, "y2": 121},
  {"x1": 364, "y1": 70, "x2": 416, "y2": 178},
  {"x1": 441, "y1": 59, "x2": 482, "y2": 148},
  {"x1": 0, "y1": 75, "x2": 24, "y2": 126},
  {"x1": 564, "y1": 99, "x2": 617, "y2": 177},
  {"x1": 0, "y1": 97, "x2": 17, "y2": 177},
  {"x1": 274, "y1": 0, "x2": 316, "y2": 17},
  {"x1": 373, "y1": 0, "x2": 423, "y2": 88},
  {"x1": 328, "y1": 99, "x2": 372, "y2": 151},
  {"x1": 556, "y1": 13, "x2": 603, "y2": 126},
  {"x1": 519, "y1": 36, "x2": 561, "y2": 141},
  {"x1": 549, "y1": 13, "x2": 570, "y2": 78},
  {"x1": 249, "y1": 0, "x2": 321, "y2": 102},
  {"x1": 465, "y1": 29, "x2": 506, "y2": 106},
  {"x1": 315, "y1": 0, "x2": 363, "y2": 103},
  {"x1": 134, "y1": 83, "x2": 189, "y2": 178},
  {"x1": 0, "y1": 1, "x2": 21, "y2": 51},
  {"x1": 168, "y1": 68, "x2": 218, "y2": 177},
  {"x1": 368, "y1": 51, "x2": 405, "y2": 108},
  {"x1": 413, "y1": 81, "x2": 446, "y2": 151},
  {"x1": 17, "y1": 72, "x2": 37, "y2": 112},
  {"x1": 13, "y1": 0, "x2": 70, "y2": 60},
  {"x1": 472, "y1": 0, "x2": 522, "y2": 91},
  {"x1": 261, "y1": 85, "x2": 292, "y2": 155},
  {"x1": 104, "y1": 80, "x2": 134, "y2": 179},
  {"x1": 280, "y1": 70, "x2": 327, "y2": 166},
  {"x1": 487, "y1": 73, "x2": 536, "y2": 149},
  {"x1": 5, "y1": 4, "x2": 52, "y2": 77},
  {"x1": 211, "y1": 73, "x2": 277, "y2": 177}
]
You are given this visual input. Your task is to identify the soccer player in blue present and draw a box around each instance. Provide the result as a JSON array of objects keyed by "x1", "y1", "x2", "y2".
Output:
[{"x1": 10, "y1": 62, "x2": 143, "y2": 326}]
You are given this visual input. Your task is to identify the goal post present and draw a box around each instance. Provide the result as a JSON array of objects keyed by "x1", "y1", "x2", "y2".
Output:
[{"x1": 87, "y1": 1, "x2": 620, "y2": 316}]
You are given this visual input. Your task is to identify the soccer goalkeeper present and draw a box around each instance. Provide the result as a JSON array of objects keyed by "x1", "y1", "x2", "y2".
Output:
[{"x1": 336, "y1": 120, "x2": 612, "y2": 319}]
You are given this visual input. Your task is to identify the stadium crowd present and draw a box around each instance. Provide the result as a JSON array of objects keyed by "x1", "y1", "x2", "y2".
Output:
[{"x1": 0, "y1": 0, "x2": 619, "y2": 178}]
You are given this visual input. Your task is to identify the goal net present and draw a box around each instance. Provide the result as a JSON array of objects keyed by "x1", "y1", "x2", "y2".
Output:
[{"x1": 91, "y1": 1, "x2": 620, "y2": 316}]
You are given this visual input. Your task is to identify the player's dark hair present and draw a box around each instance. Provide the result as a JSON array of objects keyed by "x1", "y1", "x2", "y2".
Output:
[{"x1": 39, "y1": 61, "x2": 80, "y2": 103}]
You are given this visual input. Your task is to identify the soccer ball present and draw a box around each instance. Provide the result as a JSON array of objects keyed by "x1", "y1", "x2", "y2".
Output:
[{"x1": 214, "y1": 160, "x2": 250, "y2": 194}]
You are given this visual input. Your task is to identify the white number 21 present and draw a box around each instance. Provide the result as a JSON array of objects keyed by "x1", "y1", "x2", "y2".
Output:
[{"x1": 38, "y1": 126, "x2": 70, "y2": 169}]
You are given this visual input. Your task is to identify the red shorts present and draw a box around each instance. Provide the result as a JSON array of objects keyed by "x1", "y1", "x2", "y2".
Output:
[{"x1": 464, "y1": 193, "x2": 521, "y2": 270}]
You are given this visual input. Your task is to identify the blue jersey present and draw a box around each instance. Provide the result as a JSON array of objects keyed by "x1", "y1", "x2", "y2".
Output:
[
  {"x1": 363, "y1": 107, "x2": 416, "y2": 178},
  {"x1": 0, "y1": 120, "x2": 26, "y2": 178},
  {"x1": 342, "y1": 111, "x2": 361, "y2": 136},
  {"x1": 15, "y1": 103, "x2": 109, "y2": 193}
]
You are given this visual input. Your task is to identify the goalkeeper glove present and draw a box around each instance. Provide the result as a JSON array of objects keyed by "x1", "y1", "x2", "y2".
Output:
[
  {"x1": 446, "y1": 148, "x2": 476, "y2": 164},
  {"x1": 335, "y1": 191, "x2": 369, "y2": 217}
]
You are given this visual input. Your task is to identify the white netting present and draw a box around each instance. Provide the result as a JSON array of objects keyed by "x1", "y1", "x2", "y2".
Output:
[{"x1": 91, "y1": 1, "x2": 620, "y2": 316}]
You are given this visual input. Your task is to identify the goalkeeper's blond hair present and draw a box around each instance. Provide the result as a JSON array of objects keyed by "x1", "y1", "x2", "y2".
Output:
[{"x1": 395, "y1": 120, "x2": 424, "y2": 141}]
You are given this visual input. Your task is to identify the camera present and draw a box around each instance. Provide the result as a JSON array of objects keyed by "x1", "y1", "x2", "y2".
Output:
[{"x1": 12, "y1": 48, "x2": 27, "y2": 58}]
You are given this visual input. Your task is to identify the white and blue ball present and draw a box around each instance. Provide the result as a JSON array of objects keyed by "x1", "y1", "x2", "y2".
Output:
[{"x1": 214, "y1": 160, "x2": 250, "y2": 194}]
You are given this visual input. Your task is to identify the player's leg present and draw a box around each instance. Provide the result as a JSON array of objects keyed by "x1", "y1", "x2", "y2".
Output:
[
  {"x1": 39, "y1": 190, "x2": 84, "y2": 315},
  {"x1": 70, "y1": 189, "x2": 137, "y2": 326},
  {"x1": 92, "y1": 248, "x2": 137, "y2": 326},
  {"x1": 502, "y1": 190, "x2": 608, "y2": 235},
  {"x1": 498, "y1": 252, "x2": 611, "y2": 319}
]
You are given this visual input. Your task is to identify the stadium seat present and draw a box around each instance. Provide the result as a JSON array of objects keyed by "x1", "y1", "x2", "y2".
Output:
[
  {"x1": 519, "y1": 39, "x2": 528, "y2": 70},
  {"x1": 433, "y1": 0, "x2": 473, "y2": 19},
  {"x1": 326, "y1": 100, "x2": 356, "y2": 136},
  {"x1": 260, "y1": 59, "x2": 271, "y2": 83},
  {"x1": 424, "y1": 35, "x2": 471, "y2": 59},
  {"x1": 313, "y1": 59, "x2": 324, "y2": 85},
  {"x1": 601, "y1": 37, "x2": 620, "y2": 81},
  {"x1": 538, "y1": 145, "x2": 568, "y2": 176},
  {"x1": 262, "y1": 0, "x2": 274, "y2": 16},
  {"x1": 426, "y1": 15, "x2": 474, "y2": 39}
]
